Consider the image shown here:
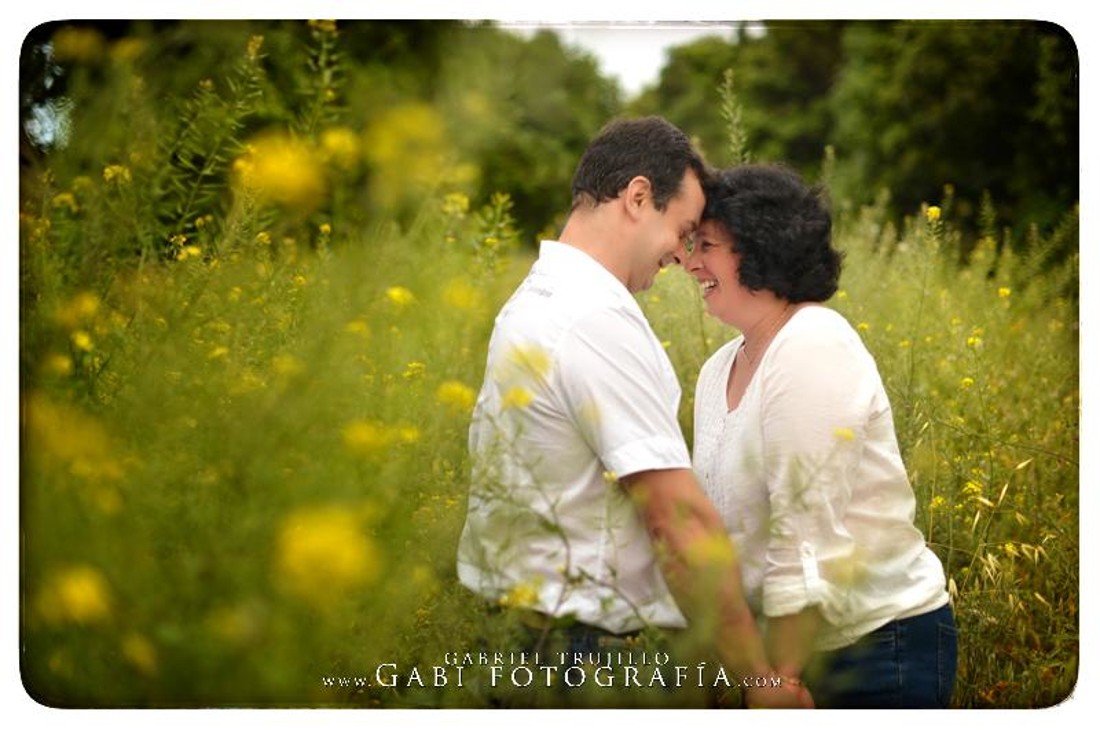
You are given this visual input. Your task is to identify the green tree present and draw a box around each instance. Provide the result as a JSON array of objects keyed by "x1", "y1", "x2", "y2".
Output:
[
  {"x1": 438, "y1": 25, "x2": 623, "y2": 242},
  {"x1": 830, "y1": 21, "x2": 1078, "y2": 243},
  {"x1": 632, "y1": 23, "x2": 845, "y2": 173}
]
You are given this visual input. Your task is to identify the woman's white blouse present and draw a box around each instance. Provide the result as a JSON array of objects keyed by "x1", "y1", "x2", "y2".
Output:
[{"x1": 692, "y1": 305, "x2": 949, "y2": 651}]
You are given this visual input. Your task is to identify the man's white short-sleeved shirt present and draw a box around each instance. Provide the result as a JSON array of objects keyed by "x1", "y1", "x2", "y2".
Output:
[{"x1": 457, "y1": 241, "x2": 689, "y2": 633}]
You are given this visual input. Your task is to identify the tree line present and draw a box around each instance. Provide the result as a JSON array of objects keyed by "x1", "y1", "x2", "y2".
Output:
[{"x1": 21, "y1": 19, "x2": 1078, "y2": 260}]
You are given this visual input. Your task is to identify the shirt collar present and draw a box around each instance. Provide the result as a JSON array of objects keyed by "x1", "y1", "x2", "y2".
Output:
[{"x1": 536, "y1": 240, "x2": 632, "y2": 297}]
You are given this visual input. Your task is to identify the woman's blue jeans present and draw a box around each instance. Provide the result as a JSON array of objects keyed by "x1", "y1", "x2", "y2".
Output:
[{"x1": 804, "y1": 603, "x2": 958, "y2": 708}]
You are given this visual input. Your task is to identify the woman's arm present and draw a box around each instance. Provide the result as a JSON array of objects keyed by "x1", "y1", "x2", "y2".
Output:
[{"x1": 766, "y1": 606, "x2": 823, "y2": 678}]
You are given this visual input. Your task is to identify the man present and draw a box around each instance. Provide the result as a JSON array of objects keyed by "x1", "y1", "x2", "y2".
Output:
[{"x1": 456, "y1": 117, "x2": 810, "y2": 707}]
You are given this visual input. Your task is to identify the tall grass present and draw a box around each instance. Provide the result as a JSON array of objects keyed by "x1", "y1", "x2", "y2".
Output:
[
  {"x1": 645, "y1": 197, "x2": 1079, "y2": 709},
  {"x1": 20, "y1": 22, "x2": 1077, "y2": 709}
]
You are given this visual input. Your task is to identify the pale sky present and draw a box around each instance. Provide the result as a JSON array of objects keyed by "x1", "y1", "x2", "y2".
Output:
[{"x1": 504, "y1": 21, "x2": 746, "y2": 98}]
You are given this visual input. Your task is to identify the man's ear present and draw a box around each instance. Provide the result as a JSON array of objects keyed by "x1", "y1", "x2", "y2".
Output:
[{"x1": 623, "y1": 176, "x2": 652, "y2": 219}]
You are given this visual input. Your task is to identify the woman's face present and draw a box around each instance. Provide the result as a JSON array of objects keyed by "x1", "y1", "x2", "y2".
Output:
[{"x1": 680, "y1": 219, "x2": 746, "y2": 327}]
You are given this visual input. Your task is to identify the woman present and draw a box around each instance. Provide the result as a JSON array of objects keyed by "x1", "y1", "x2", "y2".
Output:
[{"x1": 678, "y1": 164, "x2": 957, "y2": 708}]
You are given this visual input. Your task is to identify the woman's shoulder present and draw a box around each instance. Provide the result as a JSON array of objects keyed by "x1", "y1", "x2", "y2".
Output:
[
  {"x1": 783, "y1": 304, "x2": 862, "y2": 344},
  {"x1": 770, "y1": 304, "x2": 873, "y2": 371}
]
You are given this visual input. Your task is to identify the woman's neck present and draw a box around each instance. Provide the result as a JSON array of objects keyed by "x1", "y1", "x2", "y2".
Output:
[{"x1": 741, "y1": 300, "x2": 795, "y2": 365}]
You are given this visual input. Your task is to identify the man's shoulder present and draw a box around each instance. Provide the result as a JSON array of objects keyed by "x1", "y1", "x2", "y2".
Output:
[{"x1": 504, "y1": 268, "x2": 641, "y2": 334}]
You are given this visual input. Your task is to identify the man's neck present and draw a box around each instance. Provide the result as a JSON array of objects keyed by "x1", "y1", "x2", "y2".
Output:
[{"x1": 557, "y1": 211, "x2": 630, "y2": 289}]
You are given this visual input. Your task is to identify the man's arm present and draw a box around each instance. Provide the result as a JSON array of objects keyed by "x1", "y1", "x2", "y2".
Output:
[{"x1": 621, "y1": 468, "x2": 812, "y2": 708}]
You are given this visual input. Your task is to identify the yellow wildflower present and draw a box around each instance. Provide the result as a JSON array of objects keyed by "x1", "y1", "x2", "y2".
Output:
[
  {"x1": 318, "y1": 222, "x2": 332, "y2": 236},
  {"x1": 856, "y1": 322, "x2": 870, "y2": 332},
  {"x1": 206, "y1": 603, "x2": 263, "y2": 644},
  {"x1": 24, "y1": 393, "x2": 125, "y2": 482},
  {"x1": 52, "y1": 192, "x2": 78, "y2": 213},
  {"x1": 51, "y1": 26, "x2": 105, "y2": 63},
  {"x1": 233, "y1": 132, "x2": 325, "y2": 211},
  {"x1": 176, "y1": 245, "x2": 202, "y2": 261},
  {"x1": 926, "y1": 205, "x2": 941, "y2": 222},
  {"x1": 960, "y1": 377, "x2": 975, "y2": 389},
  {"x1": 386, "y1": 286, "x2": 415, "y2": 306},
  {"x1": 403, "y1": 361, "x2": 426, "y2": 380},
  {"x1": 272, "y1": 354, "x2": 305, "y2": 380},
  {"x1": 998, "y1": 287, "x2": 1012, "y2": 299},
  {"x1": 929, "y1": 495, "x2": 947, "y2": 510},
  {"x1": 37, "y1": 565, "x2": 112, "y2": 625},
  {"x1": 55, "y1": 291, "x2": 100, "y2": 328},
  {"x1": 396, "y1": 426, "x2": 421, "y2": 444},
  {"x1": 320, "y1": 127, "x2": 360, "y2": 169},
  {"x1": 246, "y1": 35, "x2": 264, "y2": 61},
  {"x1": 110, "y1": 37, "x2": 146, "y2": 63},
  {"x1": 43, "y1": 352, "x2": 74, "y2": 377},
  {"x1": 442, "y1": 278, "x2": 483, "y2": 310},
  {"x1": 308, "y1": 19, "x2": 338, "y2": 33},
  {"x1": 499, "y1": 581, "x2": 541, "y2": 609},
  {"x1": 685, "y1": 533, "x2": 737, "y2": 568},
  {"x1": 833, "y1": 427, "x2": 856, "y2": 442},
  {"x1": 441, "y1": 192, "x2": 470, "y2": 218},
  {"x1": 342, "y1": 420, "x2": 393, "y2": 456},
  {"x1": 71, "y1": 330, "x2": 94, "y2": 352},
  {"x1": 501, "y1": 386, "x2": 534, "y2": 410},
  {"x1": 275, "y1": 505, "x2": 380, "y2": 604},
  {"x1": 503, "y1": 344, "x2": 552, "y2": 383},
  {"x1": 436, "y1": 381, "x2": 477, "y2": 411},
  {"x1": 102, "y1": 164, "x2": 132, "y2": 185},
  {"x1": 255, "y1": 231, "x2": 272, "y2": 246},
  {"x1": 122, "y1": 633, "x2": 158, "y2": 675},
  {"x1": 345, "y1": 319, "x2": 370, "y2": 338}
]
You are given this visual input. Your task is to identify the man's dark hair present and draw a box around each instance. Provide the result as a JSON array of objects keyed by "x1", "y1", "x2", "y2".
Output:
[
  {"x1": 571, "y1": 116, "x2": 708, "y2": 212},
  {"x1": 703, "y1": 164, "x2": 842, "y2": 303}
]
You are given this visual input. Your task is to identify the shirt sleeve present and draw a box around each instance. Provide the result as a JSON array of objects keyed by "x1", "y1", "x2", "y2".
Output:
[
  {"x1": 758, "y1": 319, "x2": 882, "y2": 623},
  {"x1": 554, "y1": 306, "x2": 692, "y2": 478}
]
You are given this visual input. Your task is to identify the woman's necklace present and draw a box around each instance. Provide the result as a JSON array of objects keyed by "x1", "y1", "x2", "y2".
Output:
[{"x1": 740, "y1": 303, "x2": 794, "y2": 367}]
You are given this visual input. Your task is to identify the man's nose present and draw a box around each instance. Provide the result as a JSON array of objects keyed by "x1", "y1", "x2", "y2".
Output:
[{"x1": 671, "y1": 241, "x2": 689, "y2": 267}]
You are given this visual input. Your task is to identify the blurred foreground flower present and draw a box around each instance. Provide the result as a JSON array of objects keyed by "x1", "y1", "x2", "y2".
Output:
[
  {"x1": 442, "y1": 278, "x2": 483, "y2": 311},
  {"x1": 498, "y1": 580, "x2": 541, "y2": 609},
  {"x1": 24, "y1": 392, "x2": 126, "y2": 484},
  {"x1": 320, "y1": 127, "x2": 361, "y2": 170},
  {"x1": 436, "y1": 380, "x2": 476, "y2": 411},
  {"x1": 233, "y1": 132, "x2": 326, "y2": 211},
  {"x1": 275, "y1": 506, "x2": 380, "y2": 604},
  {"x1": 122, "y1": 633, "x2": 159, "y2": 675},
  {"x1": 51, "y1": 25, "x2": 106, "y2": 63},
  {"x1": 36, "y1": 565, "x2": 112, "y2": 625},
  {"x1": 386, "y1": 286, "x2": 415, "y2": 306},
  {"x1": 501, "y1": 386, "x2": 533, "y2": 410}
]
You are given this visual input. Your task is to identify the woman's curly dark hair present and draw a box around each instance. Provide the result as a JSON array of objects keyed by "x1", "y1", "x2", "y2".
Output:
[{"x1": 702, "y1": 164, "x2": 842, "y2": 303}]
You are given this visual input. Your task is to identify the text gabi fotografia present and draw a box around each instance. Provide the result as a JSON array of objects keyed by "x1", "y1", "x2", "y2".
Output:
[{"x1": 321, "y1": 650, "x2": 787, "y2": 690}]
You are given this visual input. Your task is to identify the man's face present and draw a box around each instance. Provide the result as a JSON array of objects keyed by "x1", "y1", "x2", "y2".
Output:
[{"x1": 628, "y1": 170, "x2": 704, "y2": 293}]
